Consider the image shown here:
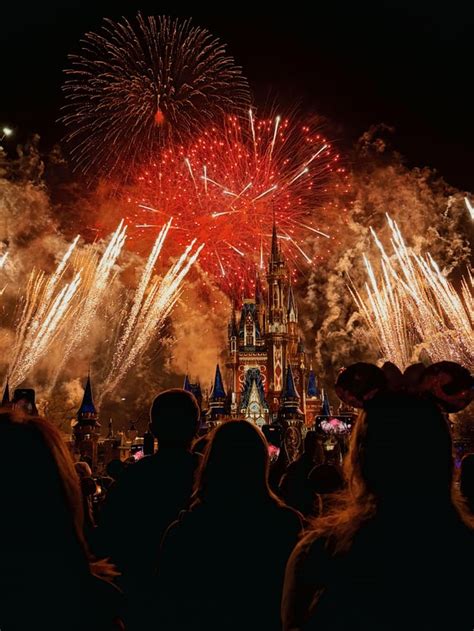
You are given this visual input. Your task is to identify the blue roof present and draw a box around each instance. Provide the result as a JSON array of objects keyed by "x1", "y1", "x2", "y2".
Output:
[
  {"x1": 307, "y1": 370, "x2": 320, "y2": 397},
  {"x1": 281, "y1": 365, "x2": 299, "y2": 401},
  {"x1": 210, "y1": 364, "x2": 226, "y2": 400},
  {"x1": 321, "y1": 391, "x2": 331, "y2": 416},
  {"x1": 78, "y1": 374, "x2": 97, "y2": 417}
]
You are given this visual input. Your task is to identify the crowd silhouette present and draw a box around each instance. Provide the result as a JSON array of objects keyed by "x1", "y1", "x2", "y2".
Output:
[{"x1": 0, "y1": 360, "x2": 473, "y2": 630}]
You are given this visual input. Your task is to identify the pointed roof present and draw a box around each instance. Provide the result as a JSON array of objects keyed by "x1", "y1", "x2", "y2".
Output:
[
  {"x1": 229, "y1": 306, "x2": 238, "y2": 337},
  {"x1": 271, "y1": 218, "x2": 279, "y2": 260},
  {"x1": 287, "y1": 283, "x2": 298, "y2": 321},
  {"x1": 2, "y1": 379, "x2": 10, "y2": 406},
  {"x1": 307, "y1": 370, "x2": 320, "y2": 398},
  {"x1": 77, "y1": 374, "x2": 97, "y2": 418},
  {"x1": 321, "y1": 390, "x2": 331, "y2": 416},
  {"x1": 183, "y1": 374, "x2": 192, "y2": 391},
  {"x1": 210, "y1": 364, "x2": 226, "y2": 401},
  {"x1": 255, "y1": 274, "x2": 264, "y2": 305},
  {"x1": 281, "y1": 364, "x2": 299, "y2": 401}
]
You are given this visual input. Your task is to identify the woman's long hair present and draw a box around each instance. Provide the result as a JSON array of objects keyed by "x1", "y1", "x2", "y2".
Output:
[
  {"x1": 194, "y1": 420, "x2": 282, "y2": 507},
  {"x1": 0, "y1": 409, "x2": 117, "y2": 578},
  {"x1": 310, "y1": 392, "x2": 473, "y2": 551}
]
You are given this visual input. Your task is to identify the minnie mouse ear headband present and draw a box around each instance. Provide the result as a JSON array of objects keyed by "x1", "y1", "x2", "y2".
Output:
[{"x1": 335, "y1": 361, "x2": 474, "y2": 413}]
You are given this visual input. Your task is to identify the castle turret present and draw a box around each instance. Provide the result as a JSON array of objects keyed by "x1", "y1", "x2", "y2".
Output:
[
  {"x1": 321, "y1": 390, "x2": 332, "y2": 416},
  {"x1": 209, "y1": 364, "x2": 227, "y2": 421},
  {"x1": 73, "y1": 373, "x2": 100, "y2": 470},
  {"x1": 305, "y1": 368, "x2": 322, "y2": 427},
  {"x1": 279, "y1": 364, "x2": 304, "y2": 422},
  {"x1": 266, "y1": 220, "x2": 289, "y2": 410}
]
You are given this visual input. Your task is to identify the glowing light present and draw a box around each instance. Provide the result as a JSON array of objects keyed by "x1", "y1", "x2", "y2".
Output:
[
  {"x1": 353, "y1": 217, "x2": 474, "y2": 370},
  {"x1": 465, "y1": 196, "x2": 474, "y2": 220},
  {"x1": 61, "y1": 14, "x2": 249, "y2": 177},
  {"x1": 123, "y1": 112, "x2": 349, "y2": 294}
]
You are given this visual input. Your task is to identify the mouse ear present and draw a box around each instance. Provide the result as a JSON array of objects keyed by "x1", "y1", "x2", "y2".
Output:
[
  {"x1": 419, "y1": 361, "x2": 474, "y2": 412},
  {"x1": 336, "y1": 363, "x2": 387, "y2": 409},
  {"x1": 402, "y1": 363, "x2": 427, "y2": 389},
  {"x1": 381, "y1": 362, "x2": 404, "y2": 389}
]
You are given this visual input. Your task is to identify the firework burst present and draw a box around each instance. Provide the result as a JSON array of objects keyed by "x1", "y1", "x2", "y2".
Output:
[
  {"x1": 7, "y1": 222, "x2": 203, "y2": 391},
  {"x1": 61, "y1": 13, "x2": 249, "y2": 177},
  {"x1": 124, "y1": 111, "x2": 349, "y2": 293},
  {"x1": 353, "y1": 216, "x2": 474, "y2": 370}
]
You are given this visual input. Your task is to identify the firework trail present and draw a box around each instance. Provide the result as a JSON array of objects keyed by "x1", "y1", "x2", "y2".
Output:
[
  {"x1": 9, "y1": 238, "x2": 82, "y2": 387},
  {"x1": 352, "y1": 216, "x2": 474, "y2": 370},
  {"x1": 127, "y1": 111, "x2": 348, "y2": 293},
  {"x1": 465, "y1": 196, "x2": 474, "y2": 221},
  {"x1": 102, "y1": 233, "x2": 204, "y2": 395},
  {"x1": 62, "y1": 13, "x2": 249, "y2": 177},
  {"x1": 49, "y1": 221, "x2": 128, "y2": 384}
]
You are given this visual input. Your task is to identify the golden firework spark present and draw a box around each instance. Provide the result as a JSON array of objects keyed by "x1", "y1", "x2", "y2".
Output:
[{"x1": 353, "y1": 216, "x2": 473, "y2": 370}]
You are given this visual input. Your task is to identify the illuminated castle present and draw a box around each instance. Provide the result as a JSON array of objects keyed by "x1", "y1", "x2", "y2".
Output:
[{"x1": 188, "y1": 222, "x2": 323, "y2": 427}]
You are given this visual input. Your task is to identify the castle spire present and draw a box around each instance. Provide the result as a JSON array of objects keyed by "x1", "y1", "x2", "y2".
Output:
[
  {"x1": 321, "y1": 390, "x2": 332, "y2": 416},
  {"x1": 210, "y1": 364, "x2": 226, "y2": 400},
  {"x1": 281, "y1": 364, "x2": 299, "y2": 401},
  {"x1": 77, "y1": 373, "x2": 97, "y2": 423},
  {"x1": 183, "y1": 374, "x2": 192, "y2": 392},
  {"x1": 287, "y1": 282, "x2": 298, "y2": 322},
  {"x1": 307, "y1": 369, "x2": 320, "y2": 398},
  {"x1": 209, "y1": 364, "x2": 226, "y2": 420}
]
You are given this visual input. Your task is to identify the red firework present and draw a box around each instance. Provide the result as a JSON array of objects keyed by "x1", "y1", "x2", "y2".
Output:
[{"x1": 123, "y1": 111, "x2": 350, "y2": 294}]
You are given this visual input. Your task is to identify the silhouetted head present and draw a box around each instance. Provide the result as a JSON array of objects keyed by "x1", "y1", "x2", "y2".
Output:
[
  {"x1": 304, "y1": 431, "x2": 323, "y2": 463},
  {"x1": 149, "y1": 388, "x2": 200, "y2": 448},
  {"x1": 309, "y1": 463, "x2": 344, "y2": 495},
  {"x1": 460, "y1": 453, "x2": 474, "y2": 506},
  {"x1": 106, "y1": 458, "x2": 125, "y2": 481},
  {"x1": 348, "y1": 392, "x2": 453, "y2": 502},
  {"x1": 0, "y1": 410, "x2": 86, "y2": 550},
  {"x1": 196, "y1": 420, "x2": 273, "y2": 504}
]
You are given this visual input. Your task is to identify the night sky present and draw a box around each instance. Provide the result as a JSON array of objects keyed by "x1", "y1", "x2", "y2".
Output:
[{"x1": 1, "y1": 1, "x2": 474, "y2": 190}]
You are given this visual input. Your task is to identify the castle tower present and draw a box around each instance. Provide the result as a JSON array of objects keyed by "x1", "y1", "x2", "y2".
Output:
[
  {"x1": 73, "y1": 373, "x2": 100, "y2": 470},
  {"x1": 287, "y1": 283, "x2": 299, "y2": 360},
  {"x1": 266, "y1": 221, "x2": 289, "y2": 411},
  {"x1": 305, "y1": 368, "x2": 322, "y2": 427},
  {"x1": 209, "y1": 364, "x2": 227, "y2": 421},
  {"x1": 255, "y1": 274, "x2": 266, "y2": 335},
  {"x1": 279, "y1": 364, "x2": 304, "y2": 422},
  {"x1": 227, "y1": 305, "x2": 239, "y2": 395},
  {"x1": 184, "y1": 374, "x2": 203, "y2": 410}
]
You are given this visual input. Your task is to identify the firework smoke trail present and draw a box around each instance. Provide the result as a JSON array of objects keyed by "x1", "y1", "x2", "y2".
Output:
[
  {"x1": 353, "y1": 217, "x2": 474, "y2": 370},
  {"x1": 9, "y1": 237, "x2": 83, "y2": 387},
  {"x1": 102, "y1": 237, "x2": 204, "y2": 395},
  {"x1": 129, "y1": 111, "x2": 348, "y2": 293},
  {"x1": 50, "y1": 221, "x2": 128, "y2": 385}
]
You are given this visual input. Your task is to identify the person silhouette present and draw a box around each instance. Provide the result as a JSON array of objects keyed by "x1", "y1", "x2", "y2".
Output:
[
  {"x1": 279, "y1": 431, "x2": 324, "y2": 515},
  {"x1": 97, "y1": 388, "x2": 201, "y2": 626},
  {"x1": 460, "y1": 453, "x2": 474, "y2": 514},
  {"x1": 0, "y1": 411, "x2": 122, "y2": 630},
  {"x1": 282, "y1": 390, "x2": 474, "y2": 630},
  {"x1": 157, "y1": 420, "x2": 303, "y2": 631}
]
